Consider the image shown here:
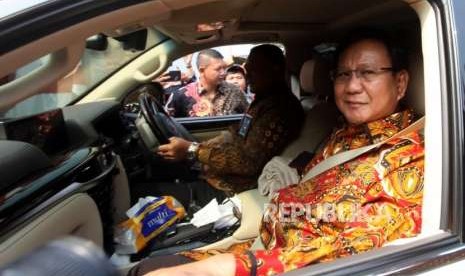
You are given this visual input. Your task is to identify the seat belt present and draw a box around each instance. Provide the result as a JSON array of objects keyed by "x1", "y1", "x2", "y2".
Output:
[{"x1": 301, "y1": 116, "x2": 425, "y2": 183}]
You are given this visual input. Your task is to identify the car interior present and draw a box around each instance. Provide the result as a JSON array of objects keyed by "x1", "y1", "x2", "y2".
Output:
[{"x1": 0, "y1": 0, "x2": 446, "y2": 274}]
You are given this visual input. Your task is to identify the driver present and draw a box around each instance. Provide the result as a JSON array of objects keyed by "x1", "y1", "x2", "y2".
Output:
[{"x1": 157, "y1": 44, "x2": 304, "y2": 206}]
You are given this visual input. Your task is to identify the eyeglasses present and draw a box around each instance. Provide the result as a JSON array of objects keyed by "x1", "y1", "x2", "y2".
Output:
[{"x1": 330, "y1": 67, "x2": 394, "y2": 83}]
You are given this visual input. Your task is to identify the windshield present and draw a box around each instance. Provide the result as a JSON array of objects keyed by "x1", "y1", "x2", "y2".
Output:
[{"x1": 1, "y1": 30, "x2": 159, "y2": 119}]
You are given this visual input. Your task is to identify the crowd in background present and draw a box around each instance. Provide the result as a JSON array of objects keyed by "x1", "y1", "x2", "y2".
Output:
[{"x1": 155, "y1": 48, "x2": 255, "y2": 118}]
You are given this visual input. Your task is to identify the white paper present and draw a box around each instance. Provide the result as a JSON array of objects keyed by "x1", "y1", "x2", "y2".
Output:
[{"x1": 190, "y1": 196, "x2": 242, "y2": 229}]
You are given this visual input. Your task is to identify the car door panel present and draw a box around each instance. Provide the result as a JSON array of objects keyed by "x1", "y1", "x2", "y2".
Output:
[
  {"x1": 0, "y1": 142, "x2": 120, "y2": 263},
  {"x1": 0, "y1": 193, "x2": 102, "y2": 267}
]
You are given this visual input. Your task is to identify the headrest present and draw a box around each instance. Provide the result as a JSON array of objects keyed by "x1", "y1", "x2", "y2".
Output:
[{"x1": 299, "y1": 58, "x2": 333, "y2": 96}]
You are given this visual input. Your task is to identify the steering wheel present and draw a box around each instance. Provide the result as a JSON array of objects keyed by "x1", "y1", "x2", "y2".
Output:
[{"x1": 136, "y1": 92, "x2": 196, "y2": 149}]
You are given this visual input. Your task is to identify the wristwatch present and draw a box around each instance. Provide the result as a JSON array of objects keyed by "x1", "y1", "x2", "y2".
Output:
[{"x1": 187, "y1": 142, "x2": 200, "y2": 161}]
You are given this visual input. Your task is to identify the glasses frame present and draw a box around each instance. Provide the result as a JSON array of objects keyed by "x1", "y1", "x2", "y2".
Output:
[{"x1": 330, "y1": 67, "x2": 394, "y2": 83}]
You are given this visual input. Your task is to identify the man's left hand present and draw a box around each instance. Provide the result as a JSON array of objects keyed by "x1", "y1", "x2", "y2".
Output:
[{"x1": 157, "y1": 137, "x2": 191, "y2": 162}]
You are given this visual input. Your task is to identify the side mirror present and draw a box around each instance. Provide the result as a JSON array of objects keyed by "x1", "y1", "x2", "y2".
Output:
[{"x1": 85, "y1": 34, "x2": 108, "y2": 51}]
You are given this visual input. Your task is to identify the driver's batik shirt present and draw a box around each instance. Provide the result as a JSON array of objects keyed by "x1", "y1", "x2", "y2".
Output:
[
  {"x1": 183, "y1": 109, "x2": 424, "y2": 276},
  {"x1": 196, "y1": 86, "x2": 304, "y2": 195}
]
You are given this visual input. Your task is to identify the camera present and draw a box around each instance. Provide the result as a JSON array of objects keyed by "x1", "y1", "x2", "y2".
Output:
[{"x1": 167, "y1": 70, "x2": 181, "y2": 81}]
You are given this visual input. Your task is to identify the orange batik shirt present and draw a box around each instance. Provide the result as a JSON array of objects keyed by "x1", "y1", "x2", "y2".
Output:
[
  {"x1": 181, "y1": 109, "x2": 424, "y2": 275},
  {"x1": 233, "y1": 109, "x2": 424, "y2": 275}
]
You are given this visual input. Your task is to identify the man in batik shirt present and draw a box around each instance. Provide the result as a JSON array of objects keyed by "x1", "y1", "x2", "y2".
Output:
[
  {"x1": 134, "y1": 31, "x2": 422, "y2": 276},
  {"x1": 157, "y1": 44, "x2": 304, "y2": 203},
  {"x1": 165, "y1": 49, "x2": 248, "y2": 117}
]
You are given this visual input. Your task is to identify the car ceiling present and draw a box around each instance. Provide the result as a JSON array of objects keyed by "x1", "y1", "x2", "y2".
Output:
[
  {"x1": 155, "y1": 0, "x2": 417, "y2": 46},
  {"x1": 0, "y1": 0, "x2": 417, "y2": 72},
  {"x1": 0, "y1": 0, "x2": 419, "y2": 108}
]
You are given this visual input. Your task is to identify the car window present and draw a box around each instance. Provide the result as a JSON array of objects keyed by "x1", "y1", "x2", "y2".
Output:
[
  {"x1": 157, "y1": 43, "x2": 284, "y2": 118},
  {"x1": 2, "y1": 33, "x2": 157, "y2": 119}
]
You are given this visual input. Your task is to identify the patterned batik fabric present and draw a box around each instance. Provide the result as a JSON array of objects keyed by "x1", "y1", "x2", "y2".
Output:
[
  {"x1": 231, "y1": 109, "x2": 424, "y2": 275},
  {"x1": 166, "y1": 81, "x2": 249, "y2": 117},
  {"x1": 197, "y1": 89, "x2": 304, "y2": 194}
]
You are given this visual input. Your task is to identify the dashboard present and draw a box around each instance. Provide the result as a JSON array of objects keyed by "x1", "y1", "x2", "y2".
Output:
[
  {"x1": 0, "y1": 109, "x2": 68, "y2": 156},
  {"x1": 0, "y1": 100, "x2": 136, "y2": 253}
]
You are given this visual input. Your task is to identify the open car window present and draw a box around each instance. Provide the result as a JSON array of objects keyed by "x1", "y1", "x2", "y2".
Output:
[{"x1": 153, "y1": 43, "x2": 284, "y2": 119}]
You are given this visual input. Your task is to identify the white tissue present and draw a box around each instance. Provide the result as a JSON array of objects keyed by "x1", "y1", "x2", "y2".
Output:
[{"x1": 190, "y1": 196, "x2": 241, "y2": 229}]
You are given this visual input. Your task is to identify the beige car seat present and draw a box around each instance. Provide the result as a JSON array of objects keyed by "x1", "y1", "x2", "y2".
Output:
[{"x1": 282, "y1": 58, "x2": 339, "y2": 158}]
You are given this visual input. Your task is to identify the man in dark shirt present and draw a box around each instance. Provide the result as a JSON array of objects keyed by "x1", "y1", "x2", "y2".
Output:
[
  {"x1": 165, "y1": 49, "x2": 248, "y2": 117},
  {"x1": 158, "y1": 44, "x2": 304, "y2": 204}
]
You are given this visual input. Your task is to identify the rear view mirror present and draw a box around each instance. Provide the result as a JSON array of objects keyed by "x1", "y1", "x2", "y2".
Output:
[
  {"x1": 114, "y1": 29, "x2": 148, "y2": 51},
  {"x1": 85, "y1": 34, "x2": 108, "y2": 51}
]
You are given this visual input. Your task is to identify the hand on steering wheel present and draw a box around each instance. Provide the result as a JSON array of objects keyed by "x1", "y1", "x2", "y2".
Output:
[
  {"x1": 157, "y1": 137, "x2": 191, "y2": 161},
  {"x1": 136, "y1": 92, "x2": 196, "y2": 150}
]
